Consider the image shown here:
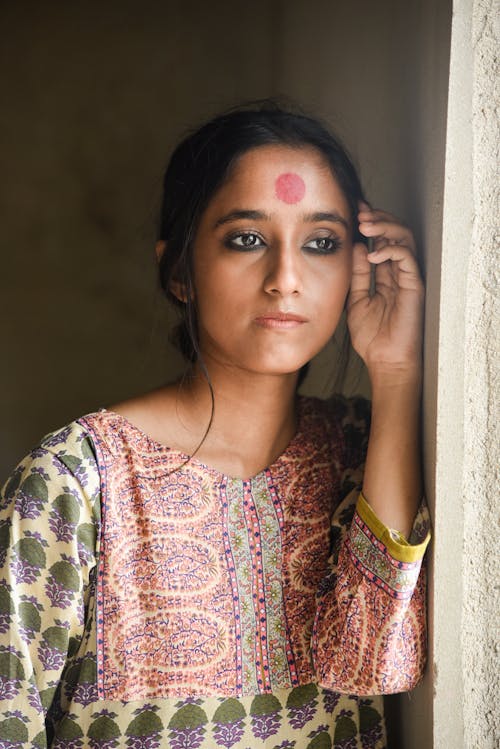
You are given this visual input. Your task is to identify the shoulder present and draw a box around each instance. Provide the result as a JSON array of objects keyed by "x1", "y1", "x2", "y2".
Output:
[
  {"x1": 31, "y1": 416, "x2": 101, "y2": 488},
  {"x1": 103, "y1": 385, "x2": 188, "y2": 451},
  {"x1": 299, "y1": 393, "x2": 371, "y2": 431},
  {"x1": 2, "y1": 417, "x2": 102, "y2": 527},
  {"x1": 38, "y1": 418, "x2": 98, "y2": 465},
  {"x1": 298, "y1": 394, "x2": 371, "y2": 468}
]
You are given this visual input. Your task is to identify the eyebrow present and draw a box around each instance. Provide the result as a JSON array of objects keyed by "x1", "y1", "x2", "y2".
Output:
[
  {"x1": 303, "y1": 211, "x2": 349, "y2": 230},
  {"x1": 214, "y1": 209, "x2": 349, "y2": 230},
  {"x1": 214, "y1": 210, "x2": 270, "y2": 228}
]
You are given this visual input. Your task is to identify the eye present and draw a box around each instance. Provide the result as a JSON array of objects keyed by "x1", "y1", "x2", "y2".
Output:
[
  {"x1": 225, "y1": 232, "x2": 266, "y2": 251},
  {"x1": 303, "y1": 235, "x2": 342, "y2": 255}
]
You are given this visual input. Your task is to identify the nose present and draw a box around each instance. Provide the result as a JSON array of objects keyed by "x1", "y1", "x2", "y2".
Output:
[{"x1": 263, "y1": 243, "x2": 303, "y2": 297}]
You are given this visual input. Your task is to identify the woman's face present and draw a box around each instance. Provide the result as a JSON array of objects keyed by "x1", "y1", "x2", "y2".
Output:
[{"x1": 189, "y1": 144, "x2": 353, "y2": 377}]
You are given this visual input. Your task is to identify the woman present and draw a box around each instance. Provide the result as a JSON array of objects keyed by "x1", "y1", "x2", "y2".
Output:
[{"x1": 0, "y1": 105, "x2": 430, "y2": 748}]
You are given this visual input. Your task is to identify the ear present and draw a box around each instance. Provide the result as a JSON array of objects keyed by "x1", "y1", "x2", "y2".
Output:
[
  {"x1": 169, "y1": 279, "x2": 190, "y2": 303},
  {"x1": 156, "y1": 240, "x2": 190, "y2": 302},
  {"x1": 155, "y1": 240, "x2": 167, "y2": 262}
]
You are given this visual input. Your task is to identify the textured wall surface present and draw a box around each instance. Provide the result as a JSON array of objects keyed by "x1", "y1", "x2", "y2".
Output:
[
  {"x1": 462, "y1": 0, "x2": 499, "y2": 745},
  {"x1": 434, "y1": 0, "x2": 499, "y2": 747}
]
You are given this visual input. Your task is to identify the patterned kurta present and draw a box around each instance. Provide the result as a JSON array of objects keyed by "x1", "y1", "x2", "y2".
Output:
[{"x1": 0, "y1": 396, "x2": 430, "y2": 748}]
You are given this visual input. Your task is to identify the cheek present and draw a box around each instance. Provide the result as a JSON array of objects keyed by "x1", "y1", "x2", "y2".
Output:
[
  {"x1": 319, "y1": 255, "x2": 352, "y2": 301},
  {"x1": 195, "y1": 277, "x2": 244, "y2": 333},
  {"x1": 312, "y1": 268, "x2": 351, "y2": 335}
]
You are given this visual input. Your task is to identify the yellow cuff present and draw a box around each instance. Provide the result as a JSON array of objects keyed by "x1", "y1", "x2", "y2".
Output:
[{"x1": 356, "y1": 492, "x2": 431, "y2": 564}]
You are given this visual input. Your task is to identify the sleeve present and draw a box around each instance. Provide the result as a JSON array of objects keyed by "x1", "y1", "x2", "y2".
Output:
[
  {"x1": 0, "y1": 422, "x2": 100, "y2": 747},
  {"x1": 311, "y1": 396, "x2": 431, "y2": 696}
]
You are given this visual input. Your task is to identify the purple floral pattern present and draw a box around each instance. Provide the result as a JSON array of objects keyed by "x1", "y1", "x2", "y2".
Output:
[
  {"x1": 323, "y1": 690, "x2": 341, "y2": 715},
  {"x1": 251, "y1": 712, "x2": 282, "y2": 740},
  {"x1": 0, "y1": 585, "x2": 14, "y2": 635},
  {"x1": 212, "y1": 720, "x2": 246, "y2": 748},
  {"x1": 126, "y1": 737, "x2": 162, "y2": 749},
  {"x1": 49, "y1": 513, "x2": 78, "y2": 544},
  {"x1": 168, "y1": 726, "x2": 205, "y2": 749},
  {"x1": 288, "y1": 701, "x2": 316, "y2": 730},
  {"x1": 11, "y1": 531, "x2": 48, "y2": 585},
  {"x1": 45, "y1": 555, "x2": 80, "y2": 608},
  {"x1": 14, "y1": 478, "x2": 47, "y2": 520},
  {"x1": 17, "y1": 595, "x2": 43, "y2": 644},
  {"x1": 72, "y1": 679, "x2": 98, "y2": 707},
  {"x1": 361, "y1": 724, "x2": 383, "y2": 749}
]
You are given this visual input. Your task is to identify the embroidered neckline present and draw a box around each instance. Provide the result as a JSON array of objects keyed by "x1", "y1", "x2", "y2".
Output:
[{"x1": 95, "y1": 395, "x2": 314, "y2": 482}]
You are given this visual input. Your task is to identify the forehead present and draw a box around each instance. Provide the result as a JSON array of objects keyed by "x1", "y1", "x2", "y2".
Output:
[
  {"x1": 213, "y1": 144, "x2": 348, "y2": 210},
  {"x1": 229, "y1": 144, "x2": 330, "y2": 184}
]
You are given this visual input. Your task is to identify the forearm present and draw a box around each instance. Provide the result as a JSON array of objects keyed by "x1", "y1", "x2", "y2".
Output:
[
  {"x1": 313, "y1": 480, "x2": 429, "y2": 694},
  {"x1": 362, "y1": 369, "x2": 423, "y2": 538}
]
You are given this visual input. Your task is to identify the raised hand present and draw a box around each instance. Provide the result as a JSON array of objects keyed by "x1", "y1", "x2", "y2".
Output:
[{"x1": 347, "y1": 203, "x2": 425, "y2": 381}]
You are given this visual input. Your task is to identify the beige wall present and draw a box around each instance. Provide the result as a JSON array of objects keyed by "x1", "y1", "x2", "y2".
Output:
[
  {"x1": 435, "y1": 0, "x2": 499, "y2": 746},
  {"x1": 462, "y1": 2, "x2": 499, "y2": 740}
]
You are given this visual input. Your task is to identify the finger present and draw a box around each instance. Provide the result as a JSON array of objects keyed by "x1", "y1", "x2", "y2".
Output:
[
  {"x1": 358, "y1": 206, "x2": 403, "y2": 223},
  {"x1": 357, "y1": 206, "x2": 414, "y2": 247},
  {"x1": 366, "y1": 244, "x2": 424, "y2": 290},
  {"x1": 368, "y1": 255, "x2": 398, "y2": 293},
  {"x1": 349, "y1": 242, "x2": 375, "y2": 299},
  {"x1": 367, "y1": 243, "x2": 418, "y2": 267},
  {"x1": 359, "y1": 220, "x2": 416, "y2": 252}
]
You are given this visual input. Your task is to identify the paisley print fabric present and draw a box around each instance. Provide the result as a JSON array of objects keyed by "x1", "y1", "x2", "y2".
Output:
[{"x1": 0, "y1": 395, "x2": 430, "y2": 747}]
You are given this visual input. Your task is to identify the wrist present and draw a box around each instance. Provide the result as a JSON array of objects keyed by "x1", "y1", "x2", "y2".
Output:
[{"x1": 367, "y1": 363, "x2": 422, "y2": 392}]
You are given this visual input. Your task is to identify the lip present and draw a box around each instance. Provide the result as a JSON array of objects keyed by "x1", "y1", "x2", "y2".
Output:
[{"x1": 254, "y1": 312, "x2": 308, "y2": 329}]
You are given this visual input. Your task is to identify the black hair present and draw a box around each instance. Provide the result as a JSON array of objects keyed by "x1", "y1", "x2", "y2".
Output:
[{"x1": 157, "y1": 101, "x2": 366, "y2": 376}]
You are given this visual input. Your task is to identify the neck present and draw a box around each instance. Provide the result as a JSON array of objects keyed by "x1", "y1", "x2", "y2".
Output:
[{"x1": 175, "y1": 359, "x2": 300, "y2": 477}]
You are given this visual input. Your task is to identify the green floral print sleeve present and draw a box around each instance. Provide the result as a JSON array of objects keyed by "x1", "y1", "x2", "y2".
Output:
[{"x1": 0, "y1": 424, "x2": 100, "y2": 747}]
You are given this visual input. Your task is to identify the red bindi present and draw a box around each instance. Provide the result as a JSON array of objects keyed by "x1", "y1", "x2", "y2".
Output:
[{"x1": 275, "y1": 173, "x2": 306, "y2": 204}]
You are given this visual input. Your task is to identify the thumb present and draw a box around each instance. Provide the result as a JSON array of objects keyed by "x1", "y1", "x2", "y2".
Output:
[{"x1": 349, "y1": 242, "x2": 372, "y2": 298}]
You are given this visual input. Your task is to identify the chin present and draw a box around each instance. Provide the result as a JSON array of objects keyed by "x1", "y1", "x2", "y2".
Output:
[
  {"x1": 245, "y1": 356, "x2": 311, "y2": 378},
  {"x1": 204, "y1": 340, "x2": 318, "y2": 378}
]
